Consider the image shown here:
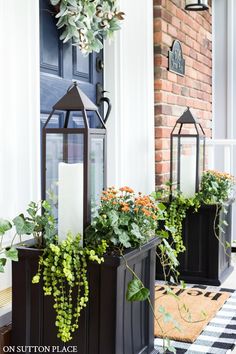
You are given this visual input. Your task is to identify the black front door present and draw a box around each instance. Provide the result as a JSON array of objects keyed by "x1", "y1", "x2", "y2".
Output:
[{"x1": 40, "y1": 0, "x2": 103, "y2": 121}]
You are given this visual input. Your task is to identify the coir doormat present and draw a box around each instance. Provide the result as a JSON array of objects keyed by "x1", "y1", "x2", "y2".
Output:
[{"x1": 154, "y1": 285, "x2": 230, "y2": 343}]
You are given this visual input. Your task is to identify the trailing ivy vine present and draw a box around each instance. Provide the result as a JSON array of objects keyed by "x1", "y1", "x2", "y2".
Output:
[
  {"x1": 32, "y1": 233, "x2": 107, "y2": 342},
  {"x1": 153, "y1": 189, "x2": 200, "y2": 283}
]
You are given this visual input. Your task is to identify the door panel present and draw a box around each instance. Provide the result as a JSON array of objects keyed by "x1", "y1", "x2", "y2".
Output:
[{"x1": 40, "y1": 0, "x2": 103, "y2": 115}]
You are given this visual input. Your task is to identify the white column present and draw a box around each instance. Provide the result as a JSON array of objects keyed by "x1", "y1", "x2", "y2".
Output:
[
  {"x1": 104, "y1": 0, "x2": 155, "y2": 194},
  {"x1": 0, "y1": 0, "x2": 40, "y2": 291}
]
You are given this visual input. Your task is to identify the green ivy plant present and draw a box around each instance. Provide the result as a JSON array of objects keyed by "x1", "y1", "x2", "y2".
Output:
[
  {"x1": 50, "y1": 0, "x2": 125, "y2": 54},
  {"x1": 199, "y1": 170, "x2": 235, "y2": 253},
  {"x1": 0, "y1": 200, "x2": 56, "y2": 272},
  {"x1": 32, "y1": 233, "x2": 107, "y2": 342},
  {"x1": 153, "y1": 188, "x2": 200, "y2": 283},
  {"x1": 154, "y1": 170, "x2": 236, "y2": 283}
]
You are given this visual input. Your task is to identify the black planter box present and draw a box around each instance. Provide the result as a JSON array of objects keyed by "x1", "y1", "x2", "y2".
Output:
[
  {"x1": 156, "y1": 203, "x2": 234, "y2": 286},
  {"x1": 11, "y1": 238, "x2": 159, "y2": 354}
]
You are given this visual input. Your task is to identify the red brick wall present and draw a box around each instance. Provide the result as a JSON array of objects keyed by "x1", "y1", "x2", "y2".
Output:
[{"x1": 154, "y1": 0, "x2": 212, "y2": 187}]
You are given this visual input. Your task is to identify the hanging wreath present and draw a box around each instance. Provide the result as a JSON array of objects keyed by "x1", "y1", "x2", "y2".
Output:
[{"x1": 50, "y1": 0, "x2": 125, "y2": 54}]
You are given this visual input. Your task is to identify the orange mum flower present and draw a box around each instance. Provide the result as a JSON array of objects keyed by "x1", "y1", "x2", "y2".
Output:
[
  {"x1": 119, "y1": 186, "x2": 134, "y2": 193},
  {"x1": 101, "y1": 197, "x2": 108, "y2": 201},
  {"x1": 121, "y1": 206, "x2": 130, "y2": 212},
  {"x1": 142, "y1": 208, "x2": 152, "y2": 217},
  {"x1": 135, "y1": 196, "x2": 152, "y2": 207}
]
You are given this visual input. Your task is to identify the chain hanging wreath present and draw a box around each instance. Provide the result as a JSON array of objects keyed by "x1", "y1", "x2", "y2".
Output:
[{"x1": 50, "y1": 0, "x2": 124, "y2": 54}]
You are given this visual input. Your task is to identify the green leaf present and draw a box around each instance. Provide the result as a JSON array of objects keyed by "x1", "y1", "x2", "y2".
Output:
[
  {"x1": 211, "y1": 181, "x2": 219, "y2": 192},
  {"x1": 158, "y1": 230, "x2": 169, "y2": 239},
  {"x1": 165, "y1": 225, "x2": 176, "y2": 234},
  {"x1": 13, "y1": 215, "x2": 35, "y2": 235},
  {"x1": 130, "y1": 223, "x2": 144, "y2": 240},
  {"x1": 118, "y1": 232, "x2": 131, "y2": 248},
  {"x1": 157, "y1": 202, "x2": 166, "y2": 211},
  {"x1": 180, "y1": 280, "x2": 186, "y2": 289},
  {"x1": 163, "y1": 239, "x2": 179, "y2": 267},
  {"x1": 119, "y1": 214, "x2": 130, "y2": 226},
  {"x1": 0, "y1": 258, "x2": 7, "y2": 273},
  {"x1": 107, "y1": 210, "x2": 119, "y2": 226},
  {"x1": 165, "y1": 338, "x2": 176, "y2": 354},
  {"x1": 5, "y1": 247, "x2": 18, "y2": 262},
  {"x1": 13, "y1": 215, "x2": 25, "y2": 234},
  {"x1": 87, "y1": 3, "x2": 96, "y2": 17},
  {"x1": 0, "y1": 219, "x2": 12, "y2": 235},
  {"x1": 126, "y1": 278, "x2": 150, "y2": 301}
]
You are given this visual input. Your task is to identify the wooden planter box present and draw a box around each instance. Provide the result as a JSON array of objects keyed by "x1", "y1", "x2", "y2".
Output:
[
  {"x1": 11, "y1": 238, "x2": 159, "y2": 354},
  {"x1": 156, "y1": 203, "x2": 234, "y2": 286}
]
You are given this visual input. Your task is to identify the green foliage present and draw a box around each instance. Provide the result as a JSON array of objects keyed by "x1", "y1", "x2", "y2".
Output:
[
  {"x1": 199, "y1": 170, "x2": 235, "y2": 204},
  {"x1": 0, "y1": 258, "x2": 7, "y2": 273},
  {"x1": 5, "y1": 248, "x2": 18, "y2": 262},
  {"x1": 85, "y1": 186, "x2": 165, "y2": 250},
  {"x1": 155, "y1": 170, "x2": 236, "y2": 283},
  {"x1": 0, "y1": 219, "x2": 12, "y2": 235},
  {"x1": 162, "y1": 338, "x2": 177, "y2": 354},
  {"x1": 50, "y1": 0, "x2": 125, "y2": 54},
  {"x1": 32, "y1": 233, "x2": 107, "y2": 343},
  {"x1": 126, "y1": 278, "x2": 150, "y2": 302},
  {"x1": 0, "y1": 201, "x2": 57, "y2": 272},
  {"x1": 153, "y1": 188, "x2": 200, "y2": 283}
]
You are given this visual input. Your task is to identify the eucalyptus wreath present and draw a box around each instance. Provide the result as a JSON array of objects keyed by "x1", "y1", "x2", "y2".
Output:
[{"x1": 50, "y1": 0, "x2": 125, "y2": 54}]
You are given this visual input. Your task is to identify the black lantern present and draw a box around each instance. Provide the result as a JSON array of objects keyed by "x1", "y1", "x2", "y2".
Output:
[
  {"x1": 185, "y1": 0, "x2": 209, "y2": 11},
  {"x1": 170, "y1": 108, "x2": 205, "y2": 197},
  {"x1": 42, "y1": 82, "x2": 107, "y2": 242}
]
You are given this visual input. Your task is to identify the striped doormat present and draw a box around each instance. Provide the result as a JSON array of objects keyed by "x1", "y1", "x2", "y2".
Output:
[{"x1": 154, "y1": 284, "x2": 236, "y2": 353}]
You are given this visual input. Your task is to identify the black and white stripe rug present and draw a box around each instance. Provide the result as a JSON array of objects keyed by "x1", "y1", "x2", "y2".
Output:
[{"x1": 154, "y1": 285, "x2": 236, "y2": 353}]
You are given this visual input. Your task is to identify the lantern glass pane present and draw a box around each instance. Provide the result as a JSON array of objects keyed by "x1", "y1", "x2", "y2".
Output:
[
  {"x1": 45, "y1": 133, "x2": 84, "y2": 238},
  {"x1": 180, "y1": 137, "x2": 197, "y2": 197},
  {"x1": 72, "y1": 113, "x2": 85, "y2": 128},
  {"x1": 171, "y1": 136, "x2": 179, "y2": 191},
  {"x1": 90, "y1": 137, "x2": 104, "y2": 217}
]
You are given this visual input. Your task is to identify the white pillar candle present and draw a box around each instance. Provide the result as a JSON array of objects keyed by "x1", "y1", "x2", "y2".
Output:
[
  {"x1": 180, "y1": 155, "x2": 196, "y2": 198},
  {"x1": 58, "y1": 163, "x2": 83, "y2": 244}
]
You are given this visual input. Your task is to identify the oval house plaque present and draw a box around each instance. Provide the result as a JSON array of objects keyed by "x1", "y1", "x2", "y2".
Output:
[{"x1": 168, "y1": 40, "x2": 185, "y2": 76}]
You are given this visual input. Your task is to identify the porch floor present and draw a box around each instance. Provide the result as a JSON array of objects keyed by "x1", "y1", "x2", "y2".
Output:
[{"x1": 221, "y1": 252, "x2": 236, "y2": 289}]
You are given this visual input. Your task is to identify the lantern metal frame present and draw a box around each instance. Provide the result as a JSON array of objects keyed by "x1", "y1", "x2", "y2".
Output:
[
  {"x1": 185, "y1": 0, "x2": 209, "y2": 11},
  {"x1": 42, "y1": 82, "x2": 107, "y2": 230},
  {"x1": 170, "y1": 107, "x2": 206, "y2": 196}
]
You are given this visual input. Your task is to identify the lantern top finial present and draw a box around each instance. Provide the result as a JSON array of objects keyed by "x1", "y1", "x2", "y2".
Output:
[
  {"x1": 53, "y1": 81, "x2": 98, "y2": 111},
  {"x1": 176, "y1": 107, "x2": 198, "y2": 125}
]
